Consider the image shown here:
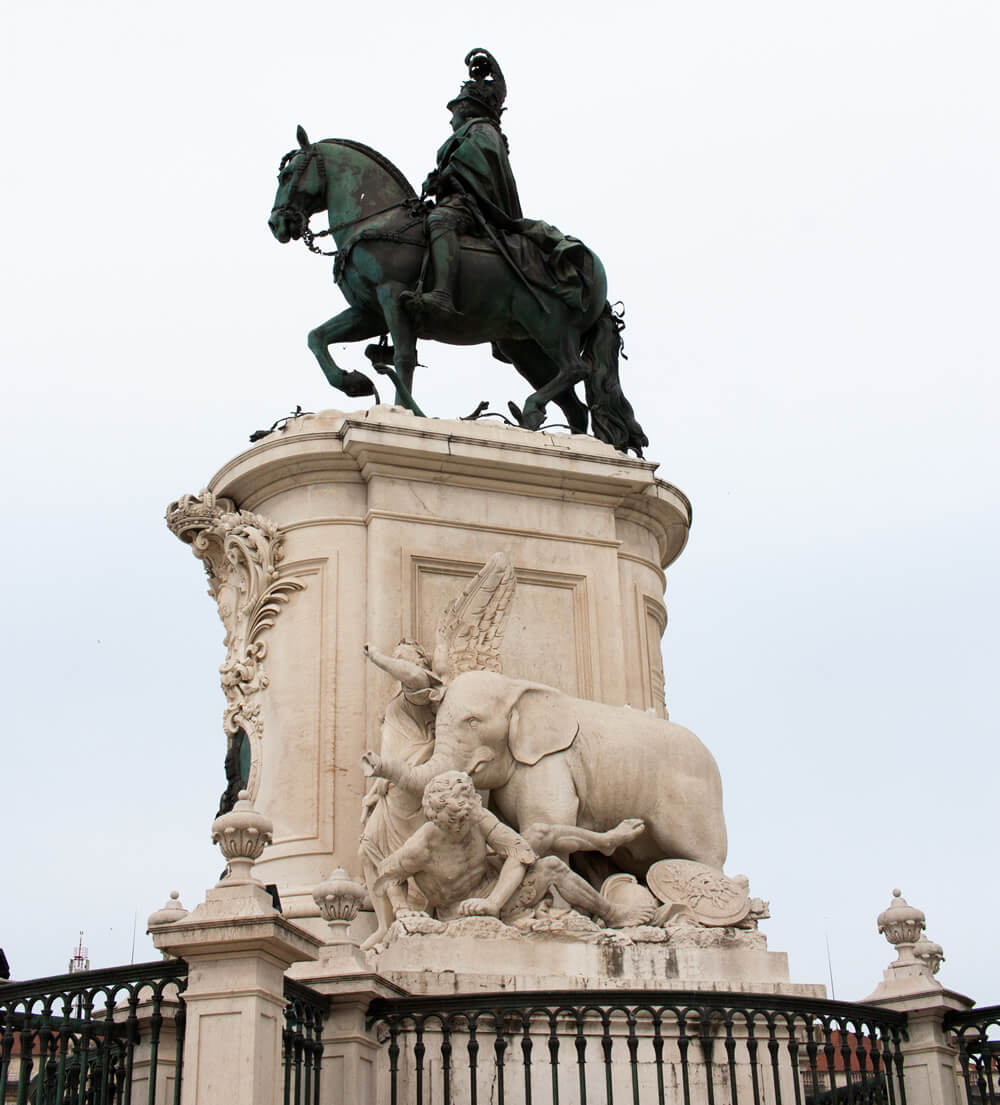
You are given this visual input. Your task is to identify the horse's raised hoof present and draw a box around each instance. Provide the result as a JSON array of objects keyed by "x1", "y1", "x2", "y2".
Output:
[
  {"x1": 509, "y1": 402, "x2": 545, "y2": 432},
  {"x1": 365, "y1": 342, "x2": 395, "y2": 369},
  {"x1": 340, "y1": 370, "x2": 380, "y2": 401}
]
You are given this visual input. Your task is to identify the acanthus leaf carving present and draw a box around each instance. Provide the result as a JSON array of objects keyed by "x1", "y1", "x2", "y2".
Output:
[{"x1": 166, "y1": 490, "x2": 305, "y2": 813}]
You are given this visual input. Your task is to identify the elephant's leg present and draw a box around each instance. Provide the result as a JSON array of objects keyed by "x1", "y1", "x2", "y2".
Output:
[
  {"x1": 307, "y1": 306, "x2": 384, "y2": 399},
  {"x1": 522, "y1": 818, "x2": 646, "y2": 859},
  {"x1": 497, "y1": 765, "x2": 579, "y2": 863}
]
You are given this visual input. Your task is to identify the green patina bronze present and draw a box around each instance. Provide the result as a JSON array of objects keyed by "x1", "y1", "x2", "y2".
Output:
[{"x1": 268, "y1": 49, "x2": 647, "y2": 456}]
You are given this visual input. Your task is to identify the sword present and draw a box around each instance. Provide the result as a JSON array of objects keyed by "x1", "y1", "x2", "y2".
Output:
[{"x1": 451, "y1": 180, "x2": 551, "y2": 315}]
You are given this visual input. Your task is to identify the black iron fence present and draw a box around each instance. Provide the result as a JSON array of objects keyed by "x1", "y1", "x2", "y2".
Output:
[
  {"x1": 0, "y1": 961, "x2": 330, "y2": 1105},
  {"x1": 0, "y1": 960, "x2": 188, "y2": 1105},
  {"x1": 946, "y1": 1005, "x2": 1000, "y2": 1105},
  {"x1": 282, "y1": 978, "x2": 327, "y2": 1105},
  {"x1": 367, "y1": 990, "x2": 909, "y2": 1105}
]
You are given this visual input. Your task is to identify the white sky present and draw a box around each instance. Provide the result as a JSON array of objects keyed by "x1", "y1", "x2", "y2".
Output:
[{"x1": 2, "y1": 1, "x2": 997, "y2": 1004}]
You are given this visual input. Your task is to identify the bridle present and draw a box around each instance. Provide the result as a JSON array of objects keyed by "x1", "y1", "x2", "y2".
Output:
[{"x1": 271, "y1": 142, "x2": 410, "y2": 257}]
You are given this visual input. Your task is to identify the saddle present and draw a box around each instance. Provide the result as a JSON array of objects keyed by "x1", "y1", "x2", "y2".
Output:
[{"x1": 336, "y1": 207, "x2": 598, "y2": 317}]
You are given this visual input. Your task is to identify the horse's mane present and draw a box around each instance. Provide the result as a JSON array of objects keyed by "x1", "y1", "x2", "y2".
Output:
[{"x1": 320, "y1": 138, "x2": 417, "y2": 199}]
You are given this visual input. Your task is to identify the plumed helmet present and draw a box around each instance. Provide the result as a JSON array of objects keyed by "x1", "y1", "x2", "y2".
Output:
[{"x1": 447, "y1": 48, "x2": 508, "y2": 123}]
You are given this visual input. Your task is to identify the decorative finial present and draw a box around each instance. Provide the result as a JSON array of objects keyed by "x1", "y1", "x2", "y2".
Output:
[
  {"x1": 313, "y1": 868, "x2": 368, "y2": 963},
  {"x1": 147, "y1": 890, "x2": 189, "y2": 930},
  {"x1": 876, "y1": 888, "x2": 943, "y2": 979},
  {"x1": 877, "y1": 888, "x2": 925, "y2": 947},
  {"x1": 211, "y1": 792, "x2": 273, "y2": 885}
]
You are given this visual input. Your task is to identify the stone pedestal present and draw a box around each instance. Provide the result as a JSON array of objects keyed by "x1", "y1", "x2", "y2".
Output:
[
  {"x1": 864, "y1": 985, "x2": 973, "y2": 1105},
  {"x1": 284, "y1": 965, "x2": 407, "y2": 1105},
  {"x1": 151, "y1": 881, "x2": 321, "y2": 1105},
  {"x1": 170, "y1": 408, "x2": 691, "y2": 924},
  {"x1": 370, "y1": 918, "x2": 821, "y2": 997}
]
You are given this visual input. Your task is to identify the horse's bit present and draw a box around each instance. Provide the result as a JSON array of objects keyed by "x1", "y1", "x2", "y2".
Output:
[{"x1": 272, "y1": 143, "x2": 411, "y2": 257}]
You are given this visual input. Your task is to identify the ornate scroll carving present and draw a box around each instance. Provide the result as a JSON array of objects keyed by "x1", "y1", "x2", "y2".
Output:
[{"x1": 166, "y1": 490, "x2": 305, "y2": 812}]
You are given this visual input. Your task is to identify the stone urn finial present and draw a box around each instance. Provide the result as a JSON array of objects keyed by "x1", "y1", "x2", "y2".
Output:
[
  {"x1": 313, "y1": 868, "x2": 368, "y2": 965},
  {"x1": 313, "y1": 868, "x2": 366, "y2": 938},
  {"x1": 211, "y1": 790, "x2": 273, "y2": 885},
  {"x1": 877, "y1": 888, "x2": 925, "y2": 947},
  {"x1": 147, "y1": 890, "x2": 189, "y2": 930},
  {"x1": 913, "y1": 933, "x2": 945, "y2": 976},
  {"x1": 877, "y1": 888, "x2": 943, "y2": 979}
]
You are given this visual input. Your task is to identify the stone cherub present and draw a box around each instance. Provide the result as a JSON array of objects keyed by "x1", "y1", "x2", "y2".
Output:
[
  {"x1": 359, "y1": 552, "x2": 517, "y2": 947},
  {"x1": 374, "y1": 771, "x2": 653, "y2": 929}
]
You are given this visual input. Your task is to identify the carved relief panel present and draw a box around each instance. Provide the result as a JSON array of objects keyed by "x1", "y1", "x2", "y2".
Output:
[{"x1": 406, "y1": 555, "x2": 597, "y2": 699}]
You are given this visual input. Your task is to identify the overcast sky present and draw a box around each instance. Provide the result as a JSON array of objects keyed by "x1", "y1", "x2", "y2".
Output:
[{"x1": 2, "y1": 1, "x2": 997, "y2": 1004}]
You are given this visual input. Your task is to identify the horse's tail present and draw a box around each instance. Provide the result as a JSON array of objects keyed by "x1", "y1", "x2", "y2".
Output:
[{"x1": 582, "y1": 302, "x2": 649, "y2": 458}]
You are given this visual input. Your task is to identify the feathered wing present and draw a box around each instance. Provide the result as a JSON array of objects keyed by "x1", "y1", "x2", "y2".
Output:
[{"x1": 432, "y1": 552, "x2": 517, "y2": 682}]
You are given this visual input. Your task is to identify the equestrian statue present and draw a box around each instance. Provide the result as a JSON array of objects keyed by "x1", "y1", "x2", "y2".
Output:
[{"x1": 268, "y1": 49, "x2": 648, "y2": 457}]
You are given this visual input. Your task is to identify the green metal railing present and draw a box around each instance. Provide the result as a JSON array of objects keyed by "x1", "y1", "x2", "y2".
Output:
[
  {"x1": 282, "y1": 978, "x2": 327, "y2": 1105},
  {"x1": 946, "y1": 1006, "x2": 1000, "y2": 1105},
  {"x1": 368, "y1": 989, "x2": 909, "y2": 1105},
  {"x1": 0, "y1": 960, "x2": 187, "y2": 1105}
]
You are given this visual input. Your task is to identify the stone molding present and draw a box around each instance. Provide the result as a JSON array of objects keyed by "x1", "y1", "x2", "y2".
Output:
[
  {"x1": 207, "y1": 409, "x2": 691, "y2": 570},
  {"x1": 166, "y1": 490, "x2": 305, "y2": 804}
]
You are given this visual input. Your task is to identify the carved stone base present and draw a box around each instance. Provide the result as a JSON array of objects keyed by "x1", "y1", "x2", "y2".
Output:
[
  {"x1": 173, "y1": 407, "x2": 691, "y2": 920},
  {"x1": 358, "y1": 914, "x2": 819, "y2": 996}
]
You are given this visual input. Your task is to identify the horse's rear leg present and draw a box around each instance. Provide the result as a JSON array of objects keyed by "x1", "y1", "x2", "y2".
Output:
[
  {"x1": 307, "y1": 307, "x2": 383, "y2": 399},
  {"x1": 519, "y1": 330, "x2": 589, "y2": 432},
  {"x1": 375, "y1": 284, "x2": 422, "y2": 414},
  {"x1": 498, "y1": 339, "x2": 588, "y2": 434}
]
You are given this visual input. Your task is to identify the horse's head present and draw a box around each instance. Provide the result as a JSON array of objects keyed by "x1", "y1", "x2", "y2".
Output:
[{"x1": 268, "y1": 125, "x2": 328, "y2": 243}]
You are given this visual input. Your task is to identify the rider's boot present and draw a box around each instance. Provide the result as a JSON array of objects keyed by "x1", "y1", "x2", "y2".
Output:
[{"x1": 402, "y1": 231, "x2": 463, "y2": 322}]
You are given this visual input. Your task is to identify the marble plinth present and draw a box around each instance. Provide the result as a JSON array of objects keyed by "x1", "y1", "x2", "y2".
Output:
[{"x1": 172, "y1": 407, "x2": 691, "y2": 922}]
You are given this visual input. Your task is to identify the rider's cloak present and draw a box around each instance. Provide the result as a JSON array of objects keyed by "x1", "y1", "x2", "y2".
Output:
[
  {"x1": 434, "y1": 119, "x2": 523, "y2": 224},
  {"x1": 436, "y1": 117, "x2": 598, "y2": 315}
]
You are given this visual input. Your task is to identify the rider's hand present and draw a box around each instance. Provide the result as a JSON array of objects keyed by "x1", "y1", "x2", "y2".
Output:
[{"x1": 422, "y1": 171, "x2": 439, "y2": 196}]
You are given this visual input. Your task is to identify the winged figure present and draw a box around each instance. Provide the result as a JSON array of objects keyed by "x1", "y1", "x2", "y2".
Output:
[{"x1": 357, "y1": 552, "x2": 517, "y2": 948}]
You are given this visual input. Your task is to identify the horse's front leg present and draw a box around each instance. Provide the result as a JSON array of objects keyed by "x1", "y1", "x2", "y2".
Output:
[
  {"x1": 307, "y1": 307, "x2": 384, "y2": 400},
  {"x1": 375, "y1": 284, "x2": 423, "y2": 416}
]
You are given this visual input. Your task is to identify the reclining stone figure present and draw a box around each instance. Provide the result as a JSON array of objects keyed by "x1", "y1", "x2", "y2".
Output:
[{"x1": 374, "y1": 770, "x2": 653, "y2": 929}]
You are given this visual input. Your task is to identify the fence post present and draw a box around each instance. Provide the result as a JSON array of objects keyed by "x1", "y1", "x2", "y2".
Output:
[
  {"x1": 150, "y1": 793, "x2": 322, "y2": 1105},
  {"x1": 863, "y1": 889, "x2": 974, "y2": 1105},
  {"x1": 866, "y1": 988, "x2": 974, "y2": 1105},
  {"x1": 286, "y1": 865, "x2": 408, "y2": 1105}
]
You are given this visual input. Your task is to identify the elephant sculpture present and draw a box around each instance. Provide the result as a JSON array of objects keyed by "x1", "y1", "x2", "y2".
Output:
[{"x1": 362, "y1": 668, "x2": 727, "y2": 880}]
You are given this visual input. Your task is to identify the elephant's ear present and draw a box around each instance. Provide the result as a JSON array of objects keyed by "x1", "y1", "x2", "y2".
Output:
[{"x1": 508, "y1": 686, "x2": 579, "y2": 765}]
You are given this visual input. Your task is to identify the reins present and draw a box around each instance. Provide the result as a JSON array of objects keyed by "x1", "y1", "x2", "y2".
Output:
[
  {"x1": 272, "y1": 142, "x2": 417, "y2": 256},
  {"x1": 303, "y1": 200, "x2": 412, "y2": 256}
]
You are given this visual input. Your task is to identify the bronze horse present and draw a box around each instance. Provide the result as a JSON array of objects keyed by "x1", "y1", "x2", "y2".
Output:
[{"x1": 268, "y1": 128, "x2": 646, "y2": 456}]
